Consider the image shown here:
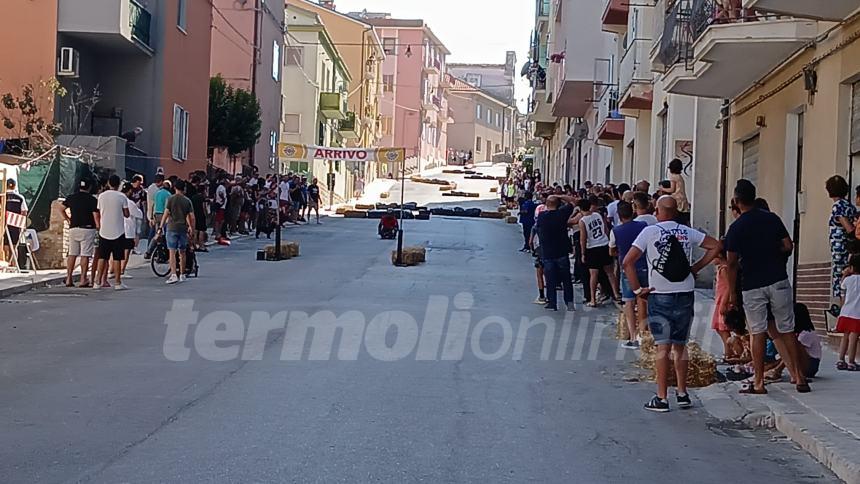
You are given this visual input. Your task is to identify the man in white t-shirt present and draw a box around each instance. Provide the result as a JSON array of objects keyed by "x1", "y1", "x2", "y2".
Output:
[
  {"x1": 96, "y1": 175, "x2": 130, "y2": 290},
  {"x1": 632, "y1": 191, "x2": 658, "y2": 226},
  {"x1": 623, "y1": 196, "x2": 721, "y2": 413}
]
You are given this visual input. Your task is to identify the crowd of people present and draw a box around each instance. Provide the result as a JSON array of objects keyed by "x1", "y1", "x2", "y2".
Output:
[
  {"x1": 507, "y1": 160, "x2": 860, "y2": 412},
  {"x1": 54, "y1": 168, "x2": 324, "y2": 289}
]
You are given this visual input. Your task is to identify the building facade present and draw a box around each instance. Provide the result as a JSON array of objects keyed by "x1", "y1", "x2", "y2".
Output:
[
  {"x1": 282, "y1": 4, "x2": 352, "y2": 204},
  {"x1": 209, "y1": 0, "x2": 285, "y2": 175},
  {"x1": 351, "y1": 14, "x2": 451, "y2": 176},
  {"x1": 0, "y1": 0, "x2": 213, "y2": 179},
  {"x1": 289, "y1": 0, "x2": 385, "y2": 194},
  {"x1": 446, "y1": 74, "x2": 517, "y2": 162}
]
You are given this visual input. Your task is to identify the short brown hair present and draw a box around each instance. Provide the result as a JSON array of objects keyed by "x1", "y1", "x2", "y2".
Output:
[{"x1": 826, "y1": 175, "x2": 850, "y2": 198}]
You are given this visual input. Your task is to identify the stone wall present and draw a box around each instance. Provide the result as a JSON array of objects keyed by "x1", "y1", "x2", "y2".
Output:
[{"x1": 34, "y1": 200, "x2": 69, "y2": 269}]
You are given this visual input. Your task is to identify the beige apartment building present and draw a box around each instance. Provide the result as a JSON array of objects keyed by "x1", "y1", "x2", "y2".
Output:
[
  {"x1": 527, "y1": 0, "x2": 860, "y2": 328},
  {"x1": 446, "y1": 75, "x2": 515, "y2": 162}
]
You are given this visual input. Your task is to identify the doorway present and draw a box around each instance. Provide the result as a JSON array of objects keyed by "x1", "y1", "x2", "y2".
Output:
[{"x1": 783, "y1": 111, "x2": 803, "y2": 288}]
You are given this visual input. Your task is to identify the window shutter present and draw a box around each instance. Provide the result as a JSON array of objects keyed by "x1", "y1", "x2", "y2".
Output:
[
  {"x1": 851, "y1": 81, "x2": 860, "y2": 155},
  {"x1": 172, "y1": 104, "x2": 181, "y2": 159},
  {"x1": 742, "y1": 135, "x2": 760, "y2": 186}
]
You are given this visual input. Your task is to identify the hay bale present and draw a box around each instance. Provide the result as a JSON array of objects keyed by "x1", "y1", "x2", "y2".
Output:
[
  {"x1": 391, "y1": 246, "x2": 426, "y2": 266},
  {"x1": 263, "y1": 243, "x2": 294, "y2": 260},
  {"x1": 616, "y1": 311, "x2": 631, "y2": 341},
  {"x1": 343, "y1": 210, "x2": 367, "y2": 218},
  {"x1": 380, "y1": 192, "x2": 390, "y2": 199},
  {"x1": 490, "y1": 186, "x2": 498, "y2": 193},
  {"x1": 355, "y1": 203, "x2": 375, "y2": 210},
  {"x1": 335, "y1": 206, "x2": 353, "y2": 215},
  {"x1": 505, "y1": 216, "x2": 518, "y2": 223},
  {"x1": 439, "y1": 184, "x2": 455, "y2": 191},
  {"x1": 480, "y1": 211, "x2": 505, "y2": 219},
  {"x1": 637, "y1": 334, "x2": 717, "y2": 388}
]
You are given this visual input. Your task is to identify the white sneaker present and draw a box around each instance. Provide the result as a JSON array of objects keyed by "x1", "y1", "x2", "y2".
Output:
[
  {"x1": 123, "y1": 273, "x2": 133, "y2": 279},
  {"x1": 179, "y1": 274, "x2": 187, "y2": 282},
  {"x1": 166, "y1": 274, "x2": 179, "y2": 285},
  {"x1": 113, "y1": 283, "x2": 129, "y2": 291}
]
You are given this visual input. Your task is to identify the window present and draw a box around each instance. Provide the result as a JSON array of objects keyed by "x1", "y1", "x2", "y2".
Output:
[
  {"x1": 383, "y1": 75, "x2": 394, "y2": 93},
  {"x1": 742, "y1": 135, "x2": 760, "y2": 186},
  {"x1": 495, "y1": 143, "x2": 500, "y2": 153},
  {"x1": 850, "y1": 81, "x2": 860, "y2": 188},
  {"x1": 465, "y1": 73, "x2": 481, "y2": 87},
  {"x1": 495, "y1": 112, "x2": 501, "y2": 127},
  {"x1": 283, "y1": 114, "x2": 301, "y2": 134},
  {"x1": 476, "y1": 104, "x2": 482, "y2": 119},
  {"x1": 272, "y1": 41, "x2": 281, "y2": 81},
  {"x1": 486, "y1": 108, "x2": 492, "y2": 124},
  {"x1": 285, "y1": 47, "x2": 303, "y2": 67},
  {"x1": 269, "y1": 130, "x2": 277, "y2": 160},
  {"x1": 172, "y1": 104, "x2": 189, "y2": 161},
  {"x1": 383, "y1": 38, "x2": 397, "y2": 55},
  {"x1": 476, "y1": 136, "x2": 482, "y2": 152},
  {"x1": 177, "y1": 0, "x2": 187, "y2": 31},
  {"x1": 382, "y1": 116, "x2": 393, "y2": 135}
]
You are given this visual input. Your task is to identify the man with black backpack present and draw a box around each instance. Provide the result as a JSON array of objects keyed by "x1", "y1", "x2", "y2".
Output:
[{"x1": 623, "y1": 196, "x2": 722, "y2": 412}]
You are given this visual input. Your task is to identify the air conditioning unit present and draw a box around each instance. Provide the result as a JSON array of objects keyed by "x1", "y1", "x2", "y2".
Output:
[
  {"x1": 572, "y1": 121, "x2": 589, "y2": 141},
  {"x1": 58, "y1": 47, "x2": 79, "y2": 77}
]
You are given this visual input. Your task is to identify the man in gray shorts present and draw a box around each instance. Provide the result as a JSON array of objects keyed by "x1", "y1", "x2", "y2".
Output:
[
  {"x1": 60, "y1": 180, "x2": 99, "y2": 287},
  {"x1": 725, "y1": 180, "x2": 810, "y2": 394}
]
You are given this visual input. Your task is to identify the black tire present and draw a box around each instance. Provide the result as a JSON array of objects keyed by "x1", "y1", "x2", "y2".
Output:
[{"x1": 150, "y1": 244, "x2": 171, "y2": 277}]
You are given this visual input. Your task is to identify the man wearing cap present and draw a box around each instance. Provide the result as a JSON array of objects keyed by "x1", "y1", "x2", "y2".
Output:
[
  {"x1": 60, "y1": 179, "x2": 100, "y2": 287},
  {"x1": 3, "y1": 178, "x2": 29, "y2": 264}
]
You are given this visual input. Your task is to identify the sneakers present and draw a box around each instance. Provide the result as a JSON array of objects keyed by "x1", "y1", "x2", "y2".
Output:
[
  {"x1": 676, "y1": 392, "x2": 692, "y2": 409},
  {"x1": 621, "y1": 340, "x2": 640, "y2": 350},
  {"x1": 644, "y1": 395, "x2": 670, "y2": 413},
  {"x1": 565, "y1": 302, "x2": 576, "y2": 312},
  {"x1": 166, "y1": 274, "x2": 179, "y2": 285},
  {"x1": 533, "y1": 297, "x2": 548, "y2": 304},
  {"x1": 113, "y1": 283, "x2": 129, "y2": 291},
  {"x1": 179, "y1": 274, "x2": 187, "y2": 282},
  {"x1": 543, "y1": 303, "x2": 558, "y2": 311}
]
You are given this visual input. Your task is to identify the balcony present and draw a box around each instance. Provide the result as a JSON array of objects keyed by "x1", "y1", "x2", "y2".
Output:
[
  {"x1": 743, "y1": 0, "x2": 860, "y2": 21},
  {"x1": 596, "y1": 88, "x2": 625, "y2": 142},
  {"x1": 421, "y1": 95, "x2": 438, "y2": 112},
  {"x1": 57, "y1": 0, "x2": 154, "y2": 55},
  {"x1": 619, "y1": 38, "x2": 653, "y2": 111},
  {"x1": 537, "y1": 0, "x2": 551, "y2": 22},
  {"x1": 339, "y1": 112, "x2": 359, "y2": 139},
  {"x1": 664, "y1": 0, "x2": 818, "y2": 99},
  {"x1": 549, "y1": 0, "x2": 607, "y2": 117},
  {"x1": 534, "y1": 121, "x2": 555, "y2": 139},
  {"x1": 602, "y1": 0, "x2": 630, "y2": 33},
  {"x1": 320, "y1": 92, "x2": 348, "y2": 120},
  {"x1": 432, "y1": 94, "x2": 443, "y2": 109},
  {"x1": 424, "y1": 60, "x2": 441, "y2": 75}
]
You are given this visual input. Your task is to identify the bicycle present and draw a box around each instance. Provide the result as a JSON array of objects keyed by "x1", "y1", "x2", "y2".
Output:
[{"x1": 150, "y1": 234, "x2": 199, "y2": 278}]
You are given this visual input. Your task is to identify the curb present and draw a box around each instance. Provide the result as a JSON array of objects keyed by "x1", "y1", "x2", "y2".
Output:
[
  {"x1": 0, "y1": 274, "x2": 68, "y2": 299},
  {"x1": 694, "y1": 382, "x2": 860, "y2": 484}
]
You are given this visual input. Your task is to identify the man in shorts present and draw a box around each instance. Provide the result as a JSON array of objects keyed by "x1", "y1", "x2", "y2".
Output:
[
  {"x1": 307, "y1": 177, "x2": 322, "y2": 224},
  {"x1": 578, "y1": 196, "x2": 620, "y2": 307},
  {"x1": 725, "y1": 179, "x2": 810, "y2": 394},
  {"x1": 623, "y1": 196, "x2": 722, "y2": 412},
  {"x1": 610, "y1": 201, "x2": 648, "y2": 349},
  {"x1": 60, "y1": 179, "x2": 99, "y2": 287},
  {"x1": 158, "y1": 179, "x2": 195, "y2": 284},
  {"x1": 95, "y1": 175, "x2": 130, "y2": 290}
]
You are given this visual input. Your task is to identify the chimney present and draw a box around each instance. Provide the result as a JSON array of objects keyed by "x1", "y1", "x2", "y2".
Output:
[{"x1": 319, "y1": 0, "x2": 336, "y2": 9}]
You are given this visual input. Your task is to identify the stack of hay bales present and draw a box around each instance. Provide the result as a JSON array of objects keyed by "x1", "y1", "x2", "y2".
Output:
[
  {"x1": 391, "y1": 246, "x2": 426, "y2": 266},
  {"x1": 264, "y1": 241, "x2": 300, "y2": 260},
  {"x1": 637, "y1": 333, "x2": 717, "y2": 388},
  {"x1": 615, "y1": 311, "x2": 631, "y2": 341}
]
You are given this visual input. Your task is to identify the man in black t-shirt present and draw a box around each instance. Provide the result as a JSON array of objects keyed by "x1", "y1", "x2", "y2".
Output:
[
  {"x1": 725, "y1": 179, "x2": 810, "y2": 394},
  {"x1": 3, "y1": 178, "x2": 28, "y2": 265},
  {"x1": 307, "y1": 178, "x2": 321, "y2": 224},
  {"x1": 536, "y1": 194, "x2": 576, "y2": 311},
  {"x1": 60, "y1": 180, "x2": 100, "y2": 287}
]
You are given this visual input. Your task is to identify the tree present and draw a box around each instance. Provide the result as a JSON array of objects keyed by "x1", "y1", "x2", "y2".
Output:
[
  {"x1": 1, "y1": 78, "x2": 66, "y2": 155},
  {"x1": 208, "y1": 75, "x2": 262, "y2": 156}
]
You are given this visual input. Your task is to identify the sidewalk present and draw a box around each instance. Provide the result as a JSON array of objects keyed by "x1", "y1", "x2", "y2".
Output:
[
  {"x1": 690, "y1": 289, "x2": 860, "y2": 484},
  {"x1": 0, "y1": 254, "x2": 147, "y2": 298}
]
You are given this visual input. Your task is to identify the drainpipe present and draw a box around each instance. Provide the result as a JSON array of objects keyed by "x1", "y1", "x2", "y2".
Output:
[
  {"x1": 249, "y1": 0, "x2": 262, "y2": 172},
  {"x1": 718, "y1": 99, "x2": 730, "y2": 236}
]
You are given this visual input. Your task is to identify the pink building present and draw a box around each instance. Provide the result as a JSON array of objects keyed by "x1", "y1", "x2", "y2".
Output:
[{"x1": 350, "y1": 14, "x2": 451, "y2": 175}]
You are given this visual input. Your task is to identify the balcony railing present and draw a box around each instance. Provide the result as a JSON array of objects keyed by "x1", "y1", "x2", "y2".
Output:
[
  {"x1": 619, "y1": 38, "x2": 652, "y2": 97},
  {"x1": 657, "y1": 0, "x2": 694, "y2": 70},
  {"x1": 538, "y1": 0, "x2": 551, "y2": 17},
  {"x1": 690, "y1": 0, "x2": 779, "y2": 43},
  {"x1": 338, "y1": 112, "x2": 359, "y2": 138},
  {"x1": 597, "y1": 87, "x2": 622, "y2": 129},
  {"x1": 128, "y1": 0, "x2": 152, "y2": 49}
]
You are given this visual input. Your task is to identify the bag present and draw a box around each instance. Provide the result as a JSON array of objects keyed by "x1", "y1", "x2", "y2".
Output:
[{"x1": 652, "y1": 224, "x2": 691, "y2": 283}]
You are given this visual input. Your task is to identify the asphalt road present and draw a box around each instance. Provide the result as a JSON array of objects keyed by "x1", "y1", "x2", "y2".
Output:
[{"x1": 0, "y1": 166, "x2": 837, "y2": 483}]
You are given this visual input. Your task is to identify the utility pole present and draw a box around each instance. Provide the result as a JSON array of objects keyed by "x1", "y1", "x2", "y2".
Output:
[{"x1": 395, "y1": 162, "x2": 406, "y2": 265}]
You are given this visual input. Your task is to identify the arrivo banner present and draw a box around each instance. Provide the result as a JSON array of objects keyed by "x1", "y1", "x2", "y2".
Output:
[{"x1": 277, "y1": 143, "x2": 406, "y2": 164}]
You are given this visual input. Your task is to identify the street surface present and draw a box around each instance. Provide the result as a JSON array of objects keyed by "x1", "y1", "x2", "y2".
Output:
[{"x1": 0, "y1": 165, "x2": 837, "y2": 483}]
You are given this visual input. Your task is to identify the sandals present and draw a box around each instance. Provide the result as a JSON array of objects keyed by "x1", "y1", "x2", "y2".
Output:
[
  {"x1": 836, "y1": 361, "x2": 859, "y2": 371},
  {"x1": 796, "y1": 383, "x2": 812, "y2": 393},
  {"x1": 739, "y1": 384, "x2": 768, "y2": 395}
]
